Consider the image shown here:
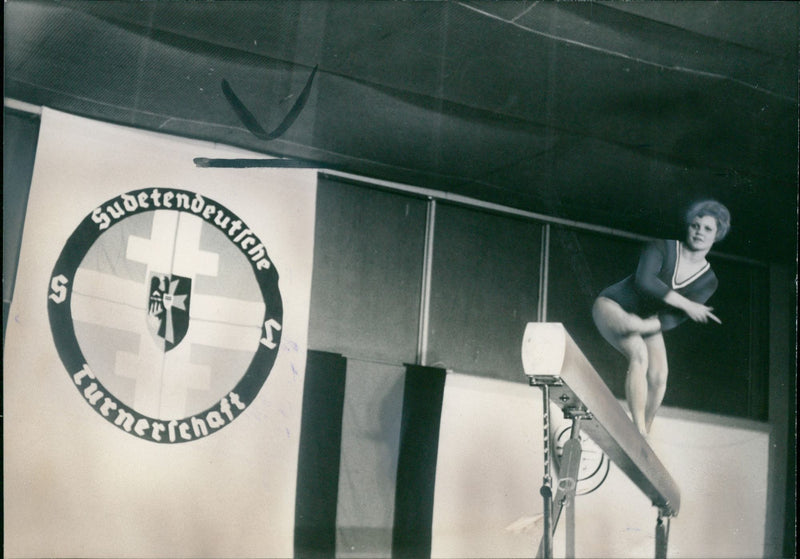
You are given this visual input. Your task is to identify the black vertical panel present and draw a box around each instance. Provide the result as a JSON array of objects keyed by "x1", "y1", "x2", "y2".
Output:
[
  {"x1": 295, "y1": 350, "x2": 348, "y2": 559},
  {"x1": 747, "y1": 267, "x2": 770, "y2": 418},
  {"x1": 427, "y1": 203, "x2": 542, "y2": 380},
  {"x1": 666, "y1": 258, "x2": 769, "y2": 419},
  {"x1": 392, "y1": 365, "x2": 446, "y2": 559},
  {"x1": 782, "y1": 351, "x2": 797, "y2": 559},
  {"x1": 308, "y1": 176, "x2": 427, "y2": 364},
  {"x1": 3, "y1": 109, "x2": 40, "y2": 338}
]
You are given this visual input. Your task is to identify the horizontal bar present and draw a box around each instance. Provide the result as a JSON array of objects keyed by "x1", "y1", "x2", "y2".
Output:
[
  {"x1": 320, "y1": 170, "x2": 656, "y2": 243},
  {"x1": 319, "y1": 170, "x2": 765, "y2": 267},
  {"x1": 521, "y1": 322, "x2": 681, "y2": 516},
  {"x1": 4, "y1": 97, "x2": 43, "y2": 115},
  {"x1": 193, "y1": 157, "x2": 320, "y2": 168}
]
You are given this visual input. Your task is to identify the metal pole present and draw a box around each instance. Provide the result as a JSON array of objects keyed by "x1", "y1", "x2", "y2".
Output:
[
  {"x1": 566, "y1": 488, "x2": 575, "y2": 558},
  {"x1": 565, "y1": 415, "x2": 582, "y2": 559},
  {"x1": 540, "y1": 384, "x2": 553, "y2": 559},
  {"x1": 416, "y1": 198, "x2": 435, "y2": 366},
  {"x1": 538, "y1": 224, "x2": 550, "y2": 322},
  {"x1": 655, "y1": 511, "x2": 670, "y2": 559}
]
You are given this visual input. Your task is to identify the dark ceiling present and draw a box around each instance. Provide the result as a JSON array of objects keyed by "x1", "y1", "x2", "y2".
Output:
[{"x1": 5, "y1": 1, "x2": 799, "y2": 263}]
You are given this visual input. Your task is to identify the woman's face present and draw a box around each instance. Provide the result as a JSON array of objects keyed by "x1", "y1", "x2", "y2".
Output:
[{"x1": 686, "y1": 215, "x2": 718, "y2": 252}]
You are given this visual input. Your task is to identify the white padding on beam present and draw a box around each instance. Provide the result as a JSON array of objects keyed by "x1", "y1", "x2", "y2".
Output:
[
  {"x1": 521, "y1": 322, "x2": 681, "y2": 516},
  {"x1": 521, "y1": 322, "x2": 566, "y2": 376}
]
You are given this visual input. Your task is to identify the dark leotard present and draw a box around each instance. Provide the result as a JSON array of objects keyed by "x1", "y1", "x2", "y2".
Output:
[{"x1": 599, "y1": 239, "x2": 718, "y2": 332}]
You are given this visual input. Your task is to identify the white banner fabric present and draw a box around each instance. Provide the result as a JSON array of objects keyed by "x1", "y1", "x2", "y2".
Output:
[{"x1": 4, "y1": 108, "x2": 317, "y2": 558}]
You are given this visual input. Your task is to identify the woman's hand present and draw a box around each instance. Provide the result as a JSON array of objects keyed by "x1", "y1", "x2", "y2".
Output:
[
  {"x1": 663, "y1": 291, "x2": 721, "y2": 324},
  {"x1": 682, "y1": 300, "x2": 721, "y2": 324}
]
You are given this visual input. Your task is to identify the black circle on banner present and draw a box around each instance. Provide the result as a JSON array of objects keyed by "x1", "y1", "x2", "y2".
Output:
[{"x1": 47, "y1": 188, "x2": 283, "y2": 443}]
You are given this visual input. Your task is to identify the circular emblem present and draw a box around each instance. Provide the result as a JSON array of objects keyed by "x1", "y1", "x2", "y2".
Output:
[{"x1": 47, "y1": 188, "x2": 283, "y2": 443}]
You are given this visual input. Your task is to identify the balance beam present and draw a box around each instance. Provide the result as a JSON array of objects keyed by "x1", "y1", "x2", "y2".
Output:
[{"x1": 521, "y1": 322, "x2": 680, "y2": 517}]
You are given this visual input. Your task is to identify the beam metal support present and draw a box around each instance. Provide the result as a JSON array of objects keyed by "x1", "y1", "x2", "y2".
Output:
[
  {"x1": 655, "y1": 511, "x2": 671, "y2": 559},
  {"x1": 523, "y1": 322, "x2": 681, "y2": 559},
  {"x1": 539, "y1": 382, "x2": 554, "y2": 559}
]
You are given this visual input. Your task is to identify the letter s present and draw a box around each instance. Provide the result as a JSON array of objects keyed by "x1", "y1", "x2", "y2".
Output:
[
  {"x1": 91, "y1": 207, "x2": 110, "y2": 230},
  {"x1": 49, "y1": 274, "x2": 69, "y2": 304},
  {"x1": 260, "y1": 318, "x2": 282, "y2": 349}
]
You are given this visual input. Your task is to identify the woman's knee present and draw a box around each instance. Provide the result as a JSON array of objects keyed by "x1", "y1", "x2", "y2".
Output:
[
  {"x1": 623, "y1": 338, "x2": 649, "y2": 370},
  {"x1": 643, "y1": 334, "x2": 669, "y2": 389},
  {"x1": 647, "y1": 363, "x2": 669, "y2": 390}
]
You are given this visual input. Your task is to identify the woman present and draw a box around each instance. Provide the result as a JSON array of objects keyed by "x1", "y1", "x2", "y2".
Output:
[{"x1": 592, "y1": 200, "x2": 731, "y2": 436}]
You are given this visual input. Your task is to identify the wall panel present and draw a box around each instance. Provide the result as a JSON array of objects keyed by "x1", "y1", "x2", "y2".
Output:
[
  {"x1": 426, "y1": 203, "x2": 542, "y2": 380},
  {"x1": 308, "y1": 177, "x2": 427, "y2": 364},
  {"x1": 3, "y1": 109, "x2": 39, "y2": 331}
]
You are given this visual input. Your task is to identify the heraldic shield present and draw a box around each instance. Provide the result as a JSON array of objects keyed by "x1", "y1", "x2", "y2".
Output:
[{"x1": 147, "y1": 273, "x2": 192, "y2": 351}]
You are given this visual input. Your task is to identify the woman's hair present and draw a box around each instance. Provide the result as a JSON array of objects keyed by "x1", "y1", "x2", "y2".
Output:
[{"x1": 685, "y1": 200, "x2": 731, "y2": 241}]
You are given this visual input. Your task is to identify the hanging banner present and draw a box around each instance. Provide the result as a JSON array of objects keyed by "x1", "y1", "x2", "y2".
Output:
[{"x1": 4, "y1": 108, "x2": 317, "y2": 558}]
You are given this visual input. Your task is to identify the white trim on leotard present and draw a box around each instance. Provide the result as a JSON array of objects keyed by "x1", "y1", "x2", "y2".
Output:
[{"x1": 672, "y1": 240, "x2": 710, "y2": 289}]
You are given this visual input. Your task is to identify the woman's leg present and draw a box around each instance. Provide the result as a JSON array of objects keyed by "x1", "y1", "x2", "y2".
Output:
[
  {"x1": 622, "y1": 336, "x2": 650, "y2": 436},
  {"x1": 591, "y1": 297, "x2": 661, "y2": 337},
  {"x1": 592, "y1": 298, "x2": 654, "y2": 436},
  {"x1": 643, "y1": 333, "x2": 669, "y2": 433}
]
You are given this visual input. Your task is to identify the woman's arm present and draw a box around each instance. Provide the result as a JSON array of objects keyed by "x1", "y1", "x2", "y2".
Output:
[
  {"x1": 633, "y1": 241, "x2": 671, "y2": 299},
  {"x1": 635, "y1": 241, "x2": 721, "y2": 324}
]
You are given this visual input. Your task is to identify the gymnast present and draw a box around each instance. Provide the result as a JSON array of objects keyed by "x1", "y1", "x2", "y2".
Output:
[{"x1": 592, "y1": 200, "x2": 730, "y2": 436}]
